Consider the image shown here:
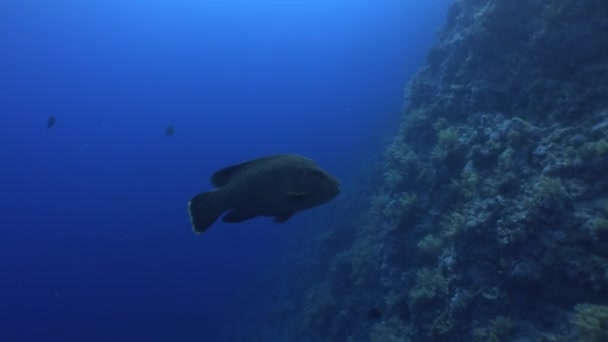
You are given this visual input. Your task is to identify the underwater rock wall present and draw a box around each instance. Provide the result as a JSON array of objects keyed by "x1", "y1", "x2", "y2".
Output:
[{"x1": 274, "y1": 0, "x2": 608, "y2": 341}]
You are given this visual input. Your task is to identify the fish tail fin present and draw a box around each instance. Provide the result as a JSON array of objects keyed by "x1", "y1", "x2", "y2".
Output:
[{"x1": 188, "y1": 191, "x2": 225, "y2": 234}]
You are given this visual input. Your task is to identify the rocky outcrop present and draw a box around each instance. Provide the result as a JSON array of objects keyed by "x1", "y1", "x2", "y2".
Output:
[{"x1": 269, "y1": 1, "x2": 608, "y2": 341}]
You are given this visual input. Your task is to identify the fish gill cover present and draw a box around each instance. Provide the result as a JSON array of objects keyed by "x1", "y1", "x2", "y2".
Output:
[{"x1": 0, "y1": 0, "x2": 451, "y2": 341}]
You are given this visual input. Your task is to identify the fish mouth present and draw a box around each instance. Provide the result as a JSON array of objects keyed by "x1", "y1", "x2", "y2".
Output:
[{"x1": 326, "y1": 175, "x2": 340, "y2": 196}]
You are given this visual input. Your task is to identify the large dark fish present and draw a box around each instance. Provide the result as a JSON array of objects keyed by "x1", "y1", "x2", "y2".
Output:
[
  {"x1": 47, "y1": 115, "x2": 56, "y2": 128},
  {"x1": 188, "y1": 154, "x2": 340, "y2": 234}
]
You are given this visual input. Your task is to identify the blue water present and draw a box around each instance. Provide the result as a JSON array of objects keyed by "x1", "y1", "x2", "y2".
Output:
[{"x1": 0, "y1": 1, "x2": 449, "y2": 340}]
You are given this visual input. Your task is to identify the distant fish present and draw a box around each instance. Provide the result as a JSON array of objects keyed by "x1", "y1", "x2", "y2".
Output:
[
  {"x1": 165, "y1": 125, "x2": 175, "y2": 136},
  {"x1": 111, "y1": 194, "x2": 129, "y2": 201},
  {"x1": 47, "y1": 115, "x2": 56, "y2": 128},
  {"x1": 188, "y1": 154, "x2": 340, "y2": 234}
]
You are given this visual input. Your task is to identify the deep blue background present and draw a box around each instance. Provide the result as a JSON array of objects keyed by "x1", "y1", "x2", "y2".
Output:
[{"x1": 0, "y1": 0, "x2": 449, "y2": 340}]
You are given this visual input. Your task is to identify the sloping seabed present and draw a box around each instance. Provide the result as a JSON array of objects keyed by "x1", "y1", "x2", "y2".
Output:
[{"x1": 260, "y1": 0, "x2": 608, "y2": 341}]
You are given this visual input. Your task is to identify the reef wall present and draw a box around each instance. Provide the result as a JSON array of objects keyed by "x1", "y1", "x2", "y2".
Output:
[{"x1": 271, "y1": 0, "x2": 608, "y2": 341}]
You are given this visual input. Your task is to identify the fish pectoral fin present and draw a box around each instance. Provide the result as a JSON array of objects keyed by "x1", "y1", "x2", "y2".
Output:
[
  {"x1": 287, "y1": 191, "x2": 308, "y2": 196},
  {"x1": 222, "y1": 210, "x2": 259, "y2": 223},
  {"x1": 273, "y1": 213, "x2": 295, "y2": 223}
]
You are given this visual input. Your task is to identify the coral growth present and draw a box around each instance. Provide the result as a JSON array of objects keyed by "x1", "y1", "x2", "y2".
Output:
[{"x1": 571, "y1": 303, "x2": 608, "y2": 342}]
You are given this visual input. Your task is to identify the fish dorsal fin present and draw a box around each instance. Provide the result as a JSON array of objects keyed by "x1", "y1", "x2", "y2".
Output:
[
  {"x1": 210, "y1": 155, "x2": 289, "y2": 187},
  {"x1": 211, "y1": 162, "x2": 251, "y2": 187}
]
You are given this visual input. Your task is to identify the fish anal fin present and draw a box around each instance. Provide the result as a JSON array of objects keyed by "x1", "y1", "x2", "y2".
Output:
[
  {"x1": 222, "y1": 210, "x2": 259, "y2": 223},
  {"x1": 274, "y1": 213, "x2": 295, "y2": 223}
]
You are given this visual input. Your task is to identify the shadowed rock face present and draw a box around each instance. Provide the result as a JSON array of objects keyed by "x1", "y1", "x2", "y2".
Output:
[{"x1": 410, "y1": 1, "x2": 608, "y2": 124}]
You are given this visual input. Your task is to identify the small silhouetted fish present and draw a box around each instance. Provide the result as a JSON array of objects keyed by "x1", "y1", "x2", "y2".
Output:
[
  {"x1": 188, "y1": 154, "x2": 340, "y2": 234},
  {"x1": 47, "y1": 115, "x2": 56, "y2": 128},
  {"x1": 165, "y1": 125, "x2": 175, "y2": 136},
  {"x1": 111, "y1": 194, "x2": 129, "y2": 201},
  {"x1": 368, "y1": 307, "x2": 382, "y2": 319}
]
